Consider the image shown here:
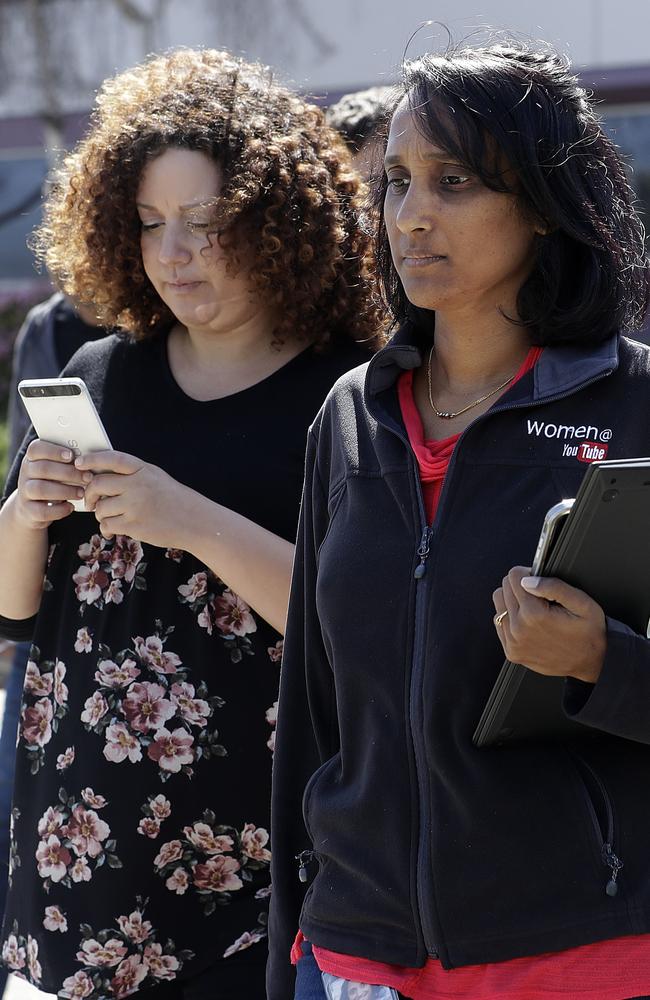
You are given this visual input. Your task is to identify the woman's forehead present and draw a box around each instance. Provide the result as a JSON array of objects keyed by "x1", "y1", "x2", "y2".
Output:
[{"x1": 385, "y1": 102, "x2": 453, "y2": 161}]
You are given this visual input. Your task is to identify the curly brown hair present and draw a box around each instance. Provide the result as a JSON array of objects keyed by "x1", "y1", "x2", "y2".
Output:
[{"x1": 34, "y1": 48, "x2": 383, "y2": 349}]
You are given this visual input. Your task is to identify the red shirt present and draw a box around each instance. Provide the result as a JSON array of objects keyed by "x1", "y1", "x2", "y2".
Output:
[
  {"x1": 293, "y1": 346, "x2": 650, "y2": 998},
  {"x1": 398, "y1": 346, "x2": 542, "y2": 522}
]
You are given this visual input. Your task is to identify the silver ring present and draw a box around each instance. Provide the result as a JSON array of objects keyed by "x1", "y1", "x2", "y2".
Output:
[{"x1": 494, "y1": 609, "x2": 509, "y2": 627}]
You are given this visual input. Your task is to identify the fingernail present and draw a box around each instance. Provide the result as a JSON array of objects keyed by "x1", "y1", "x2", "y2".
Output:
[
  {"x1": 62, "y1": 450, "x2": 72, "y2": 461},
  {"x1": 521, "y1": 576, "x2": 541, "y2": 590},
  {"x1": 74, "y1": 458, "x2": 83, "y2": 468},
  {"x1": 82, "y1": 472, "x2": 93, "y2": 483}
]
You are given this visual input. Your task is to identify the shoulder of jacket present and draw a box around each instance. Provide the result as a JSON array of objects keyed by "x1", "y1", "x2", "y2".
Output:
[
  {"x1": 14, "y1": 292, "x2": 63, "y2": 348},
  {"x1": 325, "y1": 359, "x2": 371, "y2": 402},
  {"x1": 309, "y1": 360, "x2": 370, "y2": 435}
]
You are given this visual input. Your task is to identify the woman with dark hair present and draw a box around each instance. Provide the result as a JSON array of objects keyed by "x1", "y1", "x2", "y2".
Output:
[
  {"x1": 0, "y1": 48, "x2": 381, "y2": 1000},
  {"x1": 269, "y1": 40, "x2": 650, "y2": 1000}
]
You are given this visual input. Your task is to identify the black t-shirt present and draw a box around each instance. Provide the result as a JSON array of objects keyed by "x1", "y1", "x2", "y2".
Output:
[{"x1": 0, "y1": 330, "x2": 369, "y2": 994}]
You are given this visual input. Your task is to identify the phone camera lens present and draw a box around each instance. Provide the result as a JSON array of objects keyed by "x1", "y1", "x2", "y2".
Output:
[{"x1": 602, "y1": 489, "x2": 618, "y2": 503}]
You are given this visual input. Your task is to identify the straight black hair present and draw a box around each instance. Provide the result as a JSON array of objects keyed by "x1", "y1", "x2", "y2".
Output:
[{"x1": 374, "y1": 41, "x2": 650, "y2": 345}]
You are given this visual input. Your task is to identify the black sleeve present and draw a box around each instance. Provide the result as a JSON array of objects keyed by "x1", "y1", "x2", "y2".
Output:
[
  {"x1": 267, "y1": 425, "x2": 340, "y2": 1000},
  {"x1": 563, "y1": 615, "x2": 650, "y2": 743},
  {"x1": 0, "y1": 614, "x2": 37, "y2": 642}
]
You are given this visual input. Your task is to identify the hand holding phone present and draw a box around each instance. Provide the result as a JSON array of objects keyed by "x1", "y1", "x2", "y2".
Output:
[
  {"x1": 13, "y1": 439, "x2": 89, "y2": 529},
  {"x1": 18, "y1": 377, "x2": 112, "y2": 513}
]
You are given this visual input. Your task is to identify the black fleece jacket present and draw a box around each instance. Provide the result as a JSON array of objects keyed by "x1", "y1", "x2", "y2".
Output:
[{"x1": 267, "y1": 324, "x2": 650, "y2": 999}]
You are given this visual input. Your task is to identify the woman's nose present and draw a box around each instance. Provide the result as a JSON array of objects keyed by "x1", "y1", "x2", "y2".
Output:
[
  {"x1": 158, "y1": 227, "x2": 192, "y2": 265},
  {"x1": 395, "y1": 185, "x2": 435, "y2": 235}
]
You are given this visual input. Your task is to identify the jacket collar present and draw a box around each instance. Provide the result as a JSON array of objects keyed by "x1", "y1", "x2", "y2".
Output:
[{"x1": 365, "y1": 312, "x2": 620, "y2": 405}]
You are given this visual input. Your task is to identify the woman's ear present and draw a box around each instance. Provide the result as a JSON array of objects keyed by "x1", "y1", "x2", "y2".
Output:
[{"x1": 534, "y1": 216, "x2": 556, "y2": 237}]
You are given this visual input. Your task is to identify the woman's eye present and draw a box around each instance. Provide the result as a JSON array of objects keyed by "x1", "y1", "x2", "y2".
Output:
[
  {"x1": 440, "y1": 174, "x2": 471, "y2": 187},
  {"x1": 387, "y1": 177, "x2": 409, "y2": 192},
  {"x1": 141, "y1": 222, "x2": 162, "y2": 232},
  {"x1": 186, "y1": 221, "x2": 210, "y2": 232}
]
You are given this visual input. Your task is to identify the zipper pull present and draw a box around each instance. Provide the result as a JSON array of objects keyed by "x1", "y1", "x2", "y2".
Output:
[
  {"x1": 295, "y1": 850, "x2": 314, "y2": 883},
  {"x1": 414, "y1": 527, "x2": 432, "y2": 579},
  {"x1": 602, "y1": 843, "x2": 624, "y2": 897}
]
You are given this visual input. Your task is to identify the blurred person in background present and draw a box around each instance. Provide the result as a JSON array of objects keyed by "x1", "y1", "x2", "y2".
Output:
[
  {"x1": 0, "y1": 47, "x2": 381, "y2": 1000},
  {"x1": 325, "y1": 85, "x2": 393, "y2": 181}
]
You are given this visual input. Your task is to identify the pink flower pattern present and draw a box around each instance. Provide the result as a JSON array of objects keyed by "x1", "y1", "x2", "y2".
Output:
[
  {"x1": 123, "y1": 682, "x2": 176, "y2": 733},
  {"x1": 103, "y1": 723, "x2": 142, "y2": 764},
  {"x1": 56, "y1": 747, "x2": 75, "y2": 772},
  {"x1": 8, "y1": 527, "x2": 279, "y2": 985},
  {"x1": 133, "y1": 635, "x2": 181, "y2": 675},
  {"x1": 222, "y1": 927, "x2": 265, "y2": 958},
  {"x1": 19, "y1": 647, "x2": 69, "y2": 772},
  {"x1": 72, "y1": 534, "x2": 146, "y2": 613},
  {"x1": 22, "y1": 697, "x2": 53, "y2": 748},
  {"x1": 80, "y1": 622, "x2": 224, "y2": 781},
  {"x1": 60, "y1": 971, "x2": 94, "y2": 998},
  {"x1": 154, "y1": 812, "x2": 270, "y2": 915},
  {"x1": 267, "y1": 639, "x2": 284, "y2": 662},
  {"x1": 94, "y1": 659, "x2": 140, "y2": 689},
  {"x1": 35, "y1": 791, "x2": 121, "y2": 891},
  {"x1": 57, "y1": 903, "x2": 193, "y2": 999},
  {"x1": 24, "y1": 662, "x2": 53, "y2": 697},
  {"x1": 80, "y1": 691, "x2": 109, "y2": 727},
  {"x1": 177, "y1": 571, "x2": 258, "y2": 663},
  {"x1": 138, "y1": 793, "x2": 171, "y2": 839},
  {"x1": 43, "y1": 905, "x2": 68, "y2": 933},
  {"x1": 74, "y1": 627, "x2": 93, "y2": 654},
  {"x1": 147, "y1": 728, "x2": 195, "y2": 773}
]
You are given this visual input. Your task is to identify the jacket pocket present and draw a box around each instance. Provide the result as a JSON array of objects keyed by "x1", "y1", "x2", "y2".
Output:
[
  {"x1": 295, "y1": 754, "x2": 341, "y2": 885},
  {"x1": 317, "y1": 481, "x2": 348, "y2": 560},
  {"x1": 566, "y1": 747, "x2": 624, "y2": 897},
  {"x1": 302, "y1": 751, "x2": 341, "y2": 841}
]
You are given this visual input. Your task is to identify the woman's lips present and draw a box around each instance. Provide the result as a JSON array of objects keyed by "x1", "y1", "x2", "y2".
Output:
[
  {"x1": 401, "y1": 254, "x2": 446, "y2": 268},
  {"x1": 165, "y1": 280, "x2": 203, "y2": 292}
]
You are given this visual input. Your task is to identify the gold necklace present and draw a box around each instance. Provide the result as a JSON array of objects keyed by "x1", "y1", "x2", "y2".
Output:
[{"x1": 426, "y1": 345, "x2": 517, "y2": 420}]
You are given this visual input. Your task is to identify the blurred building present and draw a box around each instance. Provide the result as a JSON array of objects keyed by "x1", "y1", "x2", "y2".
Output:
[{"x1": 1, "y1": 0, "x2": 650, "y2": 295}]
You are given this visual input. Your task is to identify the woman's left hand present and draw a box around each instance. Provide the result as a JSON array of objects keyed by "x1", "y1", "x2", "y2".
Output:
[
  {"x1": 492, "y1": 566, "x2": 606, "y2": 684},
  {"x1": 76, "y1": 451, "x2": 194, "y2": 549}
]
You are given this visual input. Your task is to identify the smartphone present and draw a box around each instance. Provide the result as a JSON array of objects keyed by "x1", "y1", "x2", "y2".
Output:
[
  {"x1": 530, "y1": 498, "x2": 575, "y2": 576},
  {"x1": 18, "y1": 377, "x2": 112, "y2": 513},
  {"x1": 321, "y1": 973, "x2": 400, "y2": 1000}
]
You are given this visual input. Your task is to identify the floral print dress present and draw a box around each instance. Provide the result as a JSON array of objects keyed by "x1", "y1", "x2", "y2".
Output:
[{"x1": 0, "y1": 332, "x2": 368, "y2": 998}]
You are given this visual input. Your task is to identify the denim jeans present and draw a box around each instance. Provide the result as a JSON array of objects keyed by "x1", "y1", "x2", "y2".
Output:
[
  {"x1": 294, "y1": 942, "x2": 407, "y2": 1000},
  {"x1": 294, "y1": 940, "x2": 328, "y2": 999}
]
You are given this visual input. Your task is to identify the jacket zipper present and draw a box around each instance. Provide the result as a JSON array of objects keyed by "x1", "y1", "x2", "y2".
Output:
[
  {"x1": 411, "y1": 516, "x2": 438, "y2": 957},
  {"x1": 568, "y1": 750, "x2": 624, "y2": 897},
  {"x1": 296, "y1": 849, "x2": 316, "y2": 883}
]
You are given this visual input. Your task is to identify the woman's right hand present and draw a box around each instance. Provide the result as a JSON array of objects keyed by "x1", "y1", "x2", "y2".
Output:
[{"x1": 14, "y1": 440, "x2": 90, "y2": 530}]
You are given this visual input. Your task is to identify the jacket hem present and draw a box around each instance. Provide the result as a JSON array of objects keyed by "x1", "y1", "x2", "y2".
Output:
[{"x1": 302, "y1": 908, "x2": 650, "y2": 971}]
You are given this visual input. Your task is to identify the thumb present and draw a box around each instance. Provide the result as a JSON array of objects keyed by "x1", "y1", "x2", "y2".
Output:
[{"x1": 521, "y1": 575, "x2": 592, "y2": 616}]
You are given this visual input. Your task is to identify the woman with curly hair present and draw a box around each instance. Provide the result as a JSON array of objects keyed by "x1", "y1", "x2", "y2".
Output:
[{"x1": 0, "y1": 48, "x2": 381, "y2": 1000}]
